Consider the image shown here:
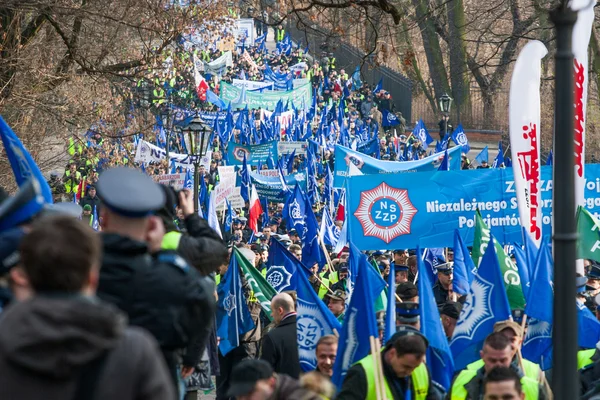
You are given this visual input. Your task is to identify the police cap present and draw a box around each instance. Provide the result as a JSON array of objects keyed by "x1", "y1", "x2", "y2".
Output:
[
  {"x1": 577, "y1": 275, "x2": 589, "y2": 294},
  {"x1": 97, "y1": 167, "x2": 165, "y2": 218},
  {"x1": 396, "y1": 302, "x2": 420, "y2": 323},
  {"x1": 435, "y1": 261, "x2": 454, "y2": 275},
  {"x1": 587, "y1": 261, "x2": 600, "y2": 280}
]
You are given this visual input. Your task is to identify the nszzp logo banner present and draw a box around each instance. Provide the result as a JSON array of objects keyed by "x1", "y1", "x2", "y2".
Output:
[{"x1": 345, "y1": 164, "x2": 600, "y2": 250}]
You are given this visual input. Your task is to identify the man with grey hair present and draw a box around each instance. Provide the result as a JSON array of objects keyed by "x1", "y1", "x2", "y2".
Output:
[{"x1": 260, "y1": 293, "x2": 301, "y2": 378}]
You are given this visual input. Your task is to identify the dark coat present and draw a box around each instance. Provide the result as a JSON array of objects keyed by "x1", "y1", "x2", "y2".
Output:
[
  {"x1": 0, "y1": 296, "x2": 176, "y2": 400},
  {"x1": 97, "y1": 234, "x2": 216, "y2": 380},
  {"x1": 260, "y1": 314, "x2": 301, "y2": 379},
  {"x1": 80, "y1": 194, "x2": 102, "y2": 214}
]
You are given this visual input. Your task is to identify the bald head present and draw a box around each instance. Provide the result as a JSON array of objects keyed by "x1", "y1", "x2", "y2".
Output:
[{"x1": 271, "y1": 293, "x2": 295, "y2": 324}]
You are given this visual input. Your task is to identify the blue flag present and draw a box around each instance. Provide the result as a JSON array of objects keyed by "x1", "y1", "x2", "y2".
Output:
[
  {"x1": 522, "y1": 239, "x2": 553, "y2": 370},
  {"x1": 296, "y1": 262, "x2": 342, "y2": 371},
  {"x1": 373, "y1": 78, "x2": 383, "y2": 94},
  {"x1": 450, "y1": 240, "x2": 511, "y2": 370},
  {"x1": 437, "y1": 150, "x2": 449, "y2": 171},
  {"x1": 512, "y1": 245, "x2": 531, "y2": 300},
  {"x1": 418, "y1": 246, "x2": 455, "y2": 389},
  {"x1": 384, "y1": 254, "x2": 396, "y2": 342},
  {"x1": 224, "y1": 199, "x2": 236, "y2": 232},
  {"x1": 492, "y1": 141, "x2": 505, "y2": 168},
  {"x1": 422, "y1": 248, "x2": 445, "y2": 285},
  {"x1": 240, "y1": 153, "x2": 251, "y2": 202},
  {"x1": 413, "y1": 119, "x2": 434, "y2": 148},
  {"x1": 381, "y1": 109, "x2": 400, "y2": 127},
  {"x1": 283, "y1": 185, "x2": 321, "y2": 266},
  {"x1": 184, "y1": 169, "x2": 193, "y2": 190},
  {"x1": 452, "y1": 230, "x2": 475, "y2": 296},
  {"x1": 216, "y1": 253, "x2": 256, "y2": 356},
  {"x1": 348, "y1": 243, "x2": 386, "y2": 304},
  {"x1": 319, "y1": 206, "x2": 340, "y2": 247},
  {"x1": 267, "y1": 238, "x2": 302, "y2": 292},
  {"x1": 578, "y1": 301, "x2": 600, "y2": 349},
  {"x1": 450, "y1": 124, "x2": 470, "y2": 154},
  {"x1": 331, "y1": 250, "x2": 379, "y2": 388},
  {"x1": 91, "y1": 205, "x2": 100, "y2": 231},
  {"x1": 351, "y1": 66, "x2": 362, "y2": 91},
  {"x1": 0, "y1": 116, "x2": 53, "y2": 204},
  {"x1": 546, "y1": 151, "x2": 553, "y2": 166},
  {"x1": 474, "y1": 146, "x2": 489, "y2": 164}
]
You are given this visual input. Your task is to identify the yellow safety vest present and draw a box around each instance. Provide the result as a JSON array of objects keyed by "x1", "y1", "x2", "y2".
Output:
[
  {"x1": 161, "y1": 231, "x2": 182, "y2": 250},
  {"x1": 318, "y1": 277, "x2": 330, "y2": 299},
  {"x1": 578, "y1": 349, "x2": 596, "y2": 370},
  {"x1": 276, "y1": 29, "x2": 285, "y2": 42},
  {"x1": 357, "y1": 354, "x2": 429, "y2": 400},
  {"x1": 450, "y1": 369, "x2": 538, "y2": 400},
  {"x1": 328, "y1": 271, "x2": 339, "y2": 285},
  {"x1": 216, "y1": 274, "x2": 221, "y2": 285},
  {"x1": 64, "y1": 171, "x2": 81, "y2": 193},
  {"x1": 68, "y1": 137, "x2": 82, "y2": 156},
  {"x1": 466, "y1": 358, "x2": 541, "y2": 382}
]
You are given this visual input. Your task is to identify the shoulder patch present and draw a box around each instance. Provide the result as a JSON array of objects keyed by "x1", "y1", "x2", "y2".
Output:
[{"x1": 157, "y1": 252, "x2": 190, "y2": 273}]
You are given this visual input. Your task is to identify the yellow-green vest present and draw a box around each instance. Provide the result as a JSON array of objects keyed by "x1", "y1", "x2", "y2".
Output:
[
  {"x1": 318, "y1": 277, "x2": 330, "y2": 299},
  {"x1": 276, "y1": 29, "x2": 285, "y2": 42},
  {"x1": 328, "y1": 271, "x2": 339, "y2": 285},
  {"x1": 68, "y1": 137, "x2": 83, "y2": 156},
  {"x1": 64, "y1": 170, "x2": 82, "y2": 193},
  {"x1": 466, "y1": 358, "x2": 541, "y2": 382},
  {"x1": 162, "y1": 231, "x2": 182, "y2": 250},
  {"x1": 357, "y1": 354, "x2": 429, "y2": 400},
  {"x1": 450, "y1": 369, "x2": 538, "y2": 400},
  {"x1": 578, "y1": 349, "x2": 596, "y2": 370},
  {"x1": 216, "y1": 274, "x2": 221, "y2": 285}
]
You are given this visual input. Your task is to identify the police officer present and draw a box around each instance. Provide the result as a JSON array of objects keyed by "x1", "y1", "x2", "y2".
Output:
[
  {"x1": 95, "y1": 167, "x2": 216, "y2": 393},
  {"x1": 396, "y1": 302, "x2": 420, "y2": 330},
  {"x1": 432, "y1": 262, "x2": 454, "y2": 306},
  {"x1": 337, "y1": 326, "x2": 438, "y2": 399},
  {"x1": 449, "y1": 332, "x2": 548, "y2": 399}
]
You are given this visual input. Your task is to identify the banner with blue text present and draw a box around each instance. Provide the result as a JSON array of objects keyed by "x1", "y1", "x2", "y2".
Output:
[
  {"x1": 345, "y1": 165, "x2": 600, "y2": 250},
  {"x1": 227, "y1": 141, "x2": 278, "y2": 166}
]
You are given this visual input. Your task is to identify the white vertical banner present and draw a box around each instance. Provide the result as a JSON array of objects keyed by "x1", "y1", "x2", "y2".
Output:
[
  {"x1": 572, "y1": 0, "x2": 595, "y2": 211},
  {"x1": 509, "y1": 40, "x2": 547, "y2": 246}
]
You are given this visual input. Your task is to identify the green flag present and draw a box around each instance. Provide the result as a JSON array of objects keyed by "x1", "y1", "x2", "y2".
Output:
[
  {"x1": 470, "y1": 210, "x2": 525, "y2": 309},
  {"x1": 471, "y1": 209, "x2": 492, "y2": 268},
  {"x1": 234, "y1": 248, "x2": 277, "y2": 321},
  {"x1": 577, "y1": 205, "x2": 600, "y2": 261},
  {"x1": 493, "y1": 238, "x2": 525, "y2": 309}
]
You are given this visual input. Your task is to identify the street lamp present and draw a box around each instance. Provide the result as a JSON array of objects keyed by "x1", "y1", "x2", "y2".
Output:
[
  {"x1": 181, "y1": 114, "x2": 212, "y2": 213},
  {"x1": 439, "y1": 93, "x2": 453, "y2": 139}
]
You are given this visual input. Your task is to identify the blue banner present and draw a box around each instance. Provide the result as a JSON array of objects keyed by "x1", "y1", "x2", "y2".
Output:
[
  {"x1": 345, "y1": 164, "x2": 600, "y2": 250},
  {"x1": 333, "y1": 144, "x2": 462, "y2": 188},
  {"x1": 247, "y1": 171, "x2": 307, "y2": 203},
  {"x1": 227, "y1": 141, "x2": 278, "y2": 166}
]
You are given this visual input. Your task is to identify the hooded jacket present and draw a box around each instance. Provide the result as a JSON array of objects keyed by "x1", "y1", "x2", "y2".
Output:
[{"x1": 0, "y1": 296, "x2": 176, "y2": 400}]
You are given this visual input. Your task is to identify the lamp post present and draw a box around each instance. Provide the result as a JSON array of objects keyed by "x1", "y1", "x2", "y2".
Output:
[
  {"x1": 550, "y1": 2, "x2": 578, "y2": 398},
  {"x1": 438, "y1": 93, "x2": 453, "y2": 139},
  {"x1": 181, "y1": 114, "x2": 212, "y2": 213},
  {"x1": 160, "y1": 107, "x2": 172, "y2": 162}
]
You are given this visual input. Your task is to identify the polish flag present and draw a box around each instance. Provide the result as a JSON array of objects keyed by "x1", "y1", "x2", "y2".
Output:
[
  {"x1": 193, "y1": 53, "x2": 208, "y2": 101},
  {"x1": 75, "y1": 180, "x2": 85, "y2": 202},
  {"x1": 248, "y1": 184, "x2": 263, "y2": 233},
  {"x1": 335, "y1": 190, "x2": 345, "y2": 222}
]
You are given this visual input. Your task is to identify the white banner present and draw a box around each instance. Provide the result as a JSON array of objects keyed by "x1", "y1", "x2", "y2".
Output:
[
  {"x1": 204, "y1": 51, "x2": 233, "y2": 76},
  {"x1": 509, "y1": 40, "x2": 547, "y2": 246},
  {"x1": 135, "y1": 140, "x2": 211, "y2": 169},
  {"x1": 258, "y1": 169, "x2": 282, "y2": 177},
  {"x1": 235, "y1": 19, "x2": 255, "y2": 46},
  {"x1": 214, "y1": 177, "x2": 245, "y2": 210},
  {"x1": 572, "y1": 0, "x2": 595, "y2": 214},
  {"x1": 293, "y1": 78, "x2": 310, "y2": 89},
  {"x1": 218, "y1": 166, "x2": 237, "y2": 181},
  {"x1": 232, "y1": 79, "x2": 274, "y2": 91},
  {"x1": 277, "y1": 141, "x2": 308, "y2": 156},
  {"x1": 152, "y1": 173, "x2": 186, "y2": 189}
]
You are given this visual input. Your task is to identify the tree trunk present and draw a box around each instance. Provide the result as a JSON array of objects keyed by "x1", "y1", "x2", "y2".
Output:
[
  {"x1": 411, "y1": 0, "x2": 450, "y2": 107},
  {"x1": 445, "y1": 0, "x2": 471, "y2": 125}
]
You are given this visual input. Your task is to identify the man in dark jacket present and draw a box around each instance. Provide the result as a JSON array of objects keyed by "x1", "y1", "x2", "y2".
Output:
[
  {"x1": 261, "y1": 292, "x2": 301, "y2": 379},
  {"x1": 0, "y1": 215, "x2": 175, "y2": 400},
  {"x1": 337, "y1": 326, "x2": 440, "y2": 399},
  {"x1": 95, "y1": 167, "x2": 216, "y2": 393},
  {"x1": 226, "y1": 359, "x2": 320, "y2": 400},
  {"x1": 79, "y1": 185, "x2": 102, "y2": 214}
]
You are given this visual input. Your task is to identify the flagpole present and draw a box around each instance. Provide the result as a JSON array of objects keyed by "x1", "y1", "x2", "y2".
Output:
[{"x1": 369, "y1": 336, "x2": 385, "y2": 400}]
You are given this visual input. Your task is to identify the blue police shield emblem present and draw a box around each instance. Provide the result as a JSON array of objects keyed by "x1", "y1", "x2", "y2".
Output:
[
  {"x1": 353, "y1": 182, "x2": 417, "y2": 244},
  {"x1": 450, "y1": 275, "x2": 494, "y2": 343}
]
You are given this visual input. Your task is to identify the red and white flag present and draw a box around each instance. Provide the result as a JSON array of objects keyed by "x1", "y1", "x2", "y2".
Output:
[
  {"x1": 509, "y1": 40, "x2": 547, "y2": 246},
  {"x1": 192, "y1": 53, "x2": 208, "y2": 101},
  {"x1": 572, "y1": 0, "x2": 595, "y2": 214},
  {"x1": 248, "y1": 184, "x2": 263, "y2": 233}
]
